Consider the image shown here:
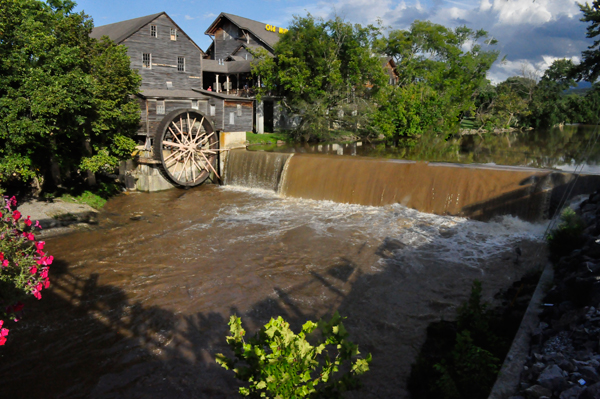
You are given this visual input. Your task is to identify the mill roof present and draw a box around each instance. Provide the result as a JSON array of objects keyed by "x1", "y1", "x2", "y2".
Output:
[
  {"x1": 205, "y1": 12, "x2": 283, "y2": 52},
  {"x1": 91, "y1": 12, "x2": 203, "y2": 52}
]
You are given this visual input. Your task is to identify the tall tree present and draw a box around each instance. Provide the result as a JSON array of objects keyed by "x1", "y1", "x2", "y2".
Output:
[
  {"x1": 378, "y1": 21, "x2": 499, "y2": 142},
  {"x1": 251, "y1": 15, "x2": 389, "y2": 141},
  {"x1": 0, "y1": 0, "x2": 140, "y2": 188},
  {"x1": 577, "y1": 1, "x2": 600, "y2": 82}
]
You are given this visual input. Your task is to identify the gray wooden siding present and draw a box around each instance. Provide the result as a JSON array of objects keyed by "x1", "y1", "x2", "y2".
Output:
[
  {"x1": 124, "y1": 14, "x2": 202, "y2": 90},
  {"x1": 223, "y1": 101, "x2": 253, "y2": 132}
]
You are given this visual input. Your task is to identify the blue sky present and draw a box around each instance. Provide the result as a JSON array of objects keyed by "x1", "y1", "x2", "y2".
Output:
[{"x1": 75, "y1": 0, "x2": 595, "y2": 83}]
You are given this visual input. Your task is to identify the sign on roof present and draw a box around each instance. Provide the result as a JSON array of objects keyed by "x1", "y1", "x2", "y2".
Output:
[{"x1": 265, "y1": 24, "x2": 288, "y2": 34}]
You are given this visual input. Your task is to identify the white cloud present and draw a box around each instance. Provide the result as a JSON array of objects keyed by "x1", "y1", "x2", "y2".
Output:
[
  {"x1": 185, "y1": 15, "x2": 195, "y2": 20},
  {"x1": 280, "y1": 0, "x2": 591, "y2": 82}
]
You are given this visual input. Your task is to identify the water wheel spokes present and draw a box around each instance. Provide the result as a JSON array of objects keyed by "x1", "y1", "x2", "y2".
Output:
[{"x1": 155, "y1": 110, "x2": 219, "y2": 187}]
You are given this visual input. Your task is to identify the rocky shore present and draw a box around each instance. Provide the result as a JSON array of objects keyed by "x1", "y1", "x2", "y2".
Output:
[
  {"x1": 510, "y1": 191, "x2": 600, "y2": 399},
  {"x1": 17, "y1": 199, "x2": 99, "y2": 238}
]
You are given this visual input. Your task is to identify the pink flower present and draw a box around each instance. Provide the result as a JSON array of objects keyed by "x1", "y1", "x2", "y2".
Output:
[
  {"x1": 0, "y1": 328, "x2": 8, "y2": 337},
  {"x1": 22, "y1": 232, "x2": 34, "y2": 240},
  {"x1": 2, "y1": 260, "x2": 8, "y2": 267},
  {"x1": 35, "y1": 241, "x2": 45, "y2": 251},
  {"x1": 9, "y1": 196, "x2": 17, "y2": 208},
  {"x1": 24, "y1": 216, "x2": 32, "y2": 227},
  {"x1": 29, "y1": 266, "x2": 37, "y2": 275},
  {"x1": 36, "y1": 255, "x2": 54, "y2": 266},
  {"x1": 12, "y1": 210, "x2": 21, "y2": 221},
  {"x1": 34, "y1": 220, "x2": 41, "y2": 230},
  {"x1": 36, "y1": 283, "x2": 43, "y2": 292},
  {"x1": 40, "y1": 268, "x2": 48, "y2": 279},
  {"x1": 32, "y1": 289, "x2": 41, "y2": 300},
  {"x1": 43, "y1": 278, "x2": 50, "y2": 289}
]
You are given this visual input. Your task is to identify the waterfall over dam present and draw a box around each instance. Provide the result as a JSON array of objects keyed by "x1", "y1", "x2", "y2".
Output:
[{"x1": 224, "y1": 149, "x2": 600, "y2": 221}]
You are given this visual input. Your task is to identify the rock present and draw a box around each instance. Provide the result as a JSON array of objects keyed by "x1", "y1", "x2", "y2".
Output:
[
  {"x1": 578, "y1": 366, "x2": 600, "y2": 384},
  {"x1": 580, "y1": 381, "x2": 600, "y2": 399},
  {"x1": 538, "y1": 364, "x2": 569, "y2": 391},
  {"x1": 525, "y1": 384, "x2": 553, "y2": 399},
  {"x1": 583, "y1": 204, "x2": 597, "y2": 213},
  {"x1": 559, "y1": 359, "x2": 577, "y2": 373},
  {"x1": 560, "y1": 385, "x2": 585, "y2": 399}
]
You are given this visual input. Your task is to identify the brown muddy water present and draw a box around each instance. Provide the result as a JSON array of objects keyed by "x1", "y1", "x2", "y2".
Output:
[{"x1": 0, "y1": 184, "x2": 548, "y2": 398}]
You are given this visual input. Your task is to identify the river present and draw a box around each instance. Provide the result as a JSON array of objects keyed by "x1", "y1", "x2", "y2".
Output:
[{"x1": 0, "y1": 183, "x2": 548, "y2": 398}]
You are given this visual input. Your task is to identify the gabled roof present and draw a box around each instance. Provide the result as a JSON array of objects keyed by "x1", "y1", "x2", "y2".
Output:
[
  {"x1": 91, "y1": 12, "x2": 204, "y2": 53},
  {"x1": 205, "y1": 12, "x2": 282, "y2": 52},
  {"x1": 138, "y1": 88, "x2": 209, "y2": 100},
  {"x1": 91, "y1": 12, "x2": 164, "y2": 44}
]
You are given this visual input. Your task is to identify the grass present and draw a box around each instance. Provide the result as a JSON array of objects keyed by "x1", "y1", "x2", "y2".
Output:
[
  {"x1": 245, "y1": 131, "x2": 292, "y2": 145},
  {"x1": 59, "y1": 191, "x2": 108, "y2": 210},
  {"x1": 43, "y1": 180, "x2": 122, "y2": 210}
]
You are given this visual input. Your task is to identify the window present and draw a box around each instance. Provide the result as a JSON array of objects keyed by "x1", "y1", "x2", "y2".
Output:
[
  {"x1": 237, "y1": 104, "x2": 242, "y2": 117},
  {"x1": 210, "y1": 104, "x2": 215, "y2": 117},
  {"x1": 170, "y1": 28, "x2": 177, "y2": 41},
  {"x1": 150, "y1": 25, "x2": 157, "y2": 37},
  {"x1": 229, "y1": 112, "x2": 235, "y2": 125},
  {"x1": 142, "y1": 53, "x2": 151, "y2": 69},
  {"x1": 177, "y1": 57, "x2": 185, "y2": 72},
  {"x1": 191, "y1": 100, "x2": 199, "y2": 110},
  {"x1": 157, "y1": 101, "x2": 165, "y2": 115}
]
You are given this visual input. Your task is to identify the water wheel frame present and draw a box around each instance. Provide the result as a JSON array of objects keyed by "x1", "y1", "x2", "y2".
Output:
[{"x1": 154, "y1": 109, "x2": 220, "y2": 187}]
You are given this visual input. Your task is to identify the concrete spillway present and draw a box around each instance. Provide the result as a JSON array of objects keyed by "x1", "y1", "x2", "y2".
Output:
[{"x1": 225, "y1": 149, "x2": 600, "y2": 221}]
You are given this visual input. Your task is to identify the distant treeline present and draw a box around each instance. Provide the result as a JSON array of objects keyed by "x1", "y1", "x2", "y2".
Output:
[{"x1": 251, "y1": 2, "x2": 600, "y2": 143}]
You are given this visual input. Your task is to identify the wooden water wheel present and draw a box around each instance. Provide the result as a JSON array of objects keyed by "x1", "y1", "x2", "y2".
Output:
[{"x1": 154, "y1": 109, "x2": 220, "y2": 187}]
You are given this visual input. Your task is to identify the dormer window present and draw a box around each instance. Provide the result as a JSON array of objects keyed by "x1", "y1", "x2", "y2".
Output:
[
  {"x1": 150, "y1": 25, "x2": 157, "y2": 38},
  {"x1": 170, "y1": 28, "x2": 177, "y2": 41}
]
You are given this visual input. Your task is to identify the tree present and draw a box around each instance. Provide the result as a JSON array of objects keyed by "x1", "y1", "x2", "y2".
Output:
[
  {"x1": 577, "y1": 1, "x2": 600, "y2": 82},
  {"x1": 377, "y1": 21, "x2": 499, "y2": 142},
  {"x1": 0, "y1": 0, "x2": 140, "y2": 189},
  {"x1": 528, "y1": 59, "x2": 577, "y2": 128},
  {"x1": 252, "y1": 15, "x2": 389, "y2": 141}
]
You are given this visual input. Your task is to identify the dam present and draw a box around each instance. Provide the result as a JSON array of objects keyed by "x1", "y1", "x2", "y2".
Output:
[{"x1": 3, "y1": 135, "x2": 599, "y2": 397}]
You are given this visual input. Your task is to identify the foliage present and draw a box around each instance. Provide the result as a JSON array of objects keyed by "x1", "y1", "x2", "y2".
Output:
[
  {"x1": 251, "y1": 15, "x2": 388, "y2": 142},
  {"x1": 0, "y1": 0, "x2": 141, "y2": 189},
  {"x1": 216, "y1": 312, "x2": 371, "y2": 398},
  {"x1": 408, "y1": 280, "x2": 504, "y2": 399},
  {"x1": 576, "y1": 1, "x2": 600, "y2": 82},
  {"x1": 0, "y1": 196, "x2": 52, "y2": 346},
  {"x1": 547, "y1": 207, "x2": 586, "y2": 261}
]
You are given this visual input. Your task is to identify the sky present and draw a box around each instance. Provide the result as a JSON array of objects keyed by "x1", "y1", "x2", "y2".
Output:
[{"x1": 74, "y1": 0, "x2": 595, "y2": 83}]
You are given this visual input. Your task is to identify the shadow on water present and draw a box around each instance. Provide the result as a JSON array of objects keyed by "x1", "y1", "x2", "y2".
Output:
[{"x1": 0, "y1": 190, "x2": 546, "y2": 398}]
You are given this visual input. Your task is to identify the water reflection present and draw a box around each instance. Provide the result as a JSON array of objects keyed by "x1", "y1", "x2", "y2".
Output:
[{"x1": 251, "y1": 125, "x2": 600, "y2": 173}]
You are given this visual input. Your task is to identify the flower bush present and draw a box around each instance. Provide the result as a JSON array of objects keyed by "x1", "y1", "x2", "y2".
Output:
[{"x1": 0, "y1": 196, "x2": 51, "y2": 346}]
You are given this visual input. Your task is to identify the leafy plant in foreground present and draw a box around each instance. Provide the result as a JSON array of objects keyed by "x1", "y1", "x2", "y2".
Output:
[{"x1": 216, "y1": 312, "x2": 371, "y2": 398}]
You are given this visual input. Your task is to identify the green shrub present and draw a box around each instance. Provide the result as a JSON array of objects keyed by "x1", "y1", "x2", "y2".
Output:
[
  {"x1": 547, "y1": 207, "x2": 585, "y2": 261},
  {"x1": 216, "y1": 312, "x2": 371, "y2": 398}
]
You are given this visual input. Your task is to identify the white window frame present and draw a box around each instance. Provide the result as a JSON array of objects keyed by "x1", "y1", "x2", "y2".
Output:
[
  {"x1": 191, "y1": 100, "x2": 199, "y2": 110},
  {"x1": 229, "y1": 112, "x2": 235, "y2": 125},
  {"x1": 157, "y1": 100, "x2": 165, "y2": 115},
  {"x1": 237, "y1": 104, "x2": 242, "y2": 117},
  {"x1": 170, "y1": 28, "x2": 177, "y2": 41},
  {"x1": 150, "y1": 25, "x2": 157, "y2": 38},
  {"x1": 210, "y1": 104, "x2": 215, "y2": 117},
  {"x1": 142, "y1": 53, "x2": 151, "y2": 69},
  {"x1": 177, "y1": 56, "x2": 185, "y2": 72}
]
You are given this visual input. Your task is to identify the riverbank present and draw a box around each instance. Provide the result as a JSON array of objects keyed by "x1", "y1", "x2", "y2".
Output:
[
  {"x1": 18, "y1": 198, "x2": 99, "y2": 238},
  {"x1": 508, "y1": 191, "x2": 600, "y2": 399}
]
